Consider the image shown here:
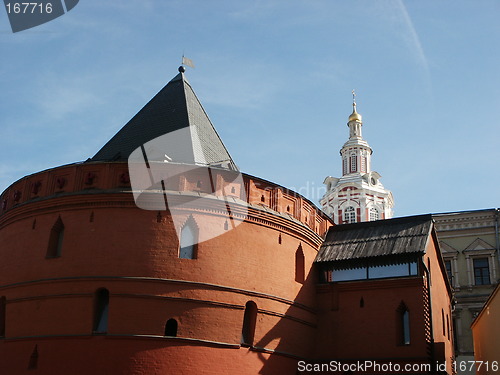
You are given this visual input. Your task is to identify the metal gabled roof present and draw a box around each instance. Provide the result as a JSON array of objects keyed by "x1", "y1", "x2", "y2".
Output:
[{"x1": 316, "y1": 214, "x2": 434, "y2": 263}]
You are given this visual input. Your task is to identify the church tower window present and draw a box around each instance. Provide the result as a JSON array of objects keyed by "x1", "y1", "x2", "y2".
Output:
[
  {"x1": 361, "y1": 154, "x2": 366, "y2": 173},
  {"x1": 350, "y1": 152, "x2": 357, "y2": 173},
  {"x1": 343, "y1": 207, "x2": 356, "y2": 224},
  {"x1": 369, "y1": 207, "x2": 379, "y2": 221}
]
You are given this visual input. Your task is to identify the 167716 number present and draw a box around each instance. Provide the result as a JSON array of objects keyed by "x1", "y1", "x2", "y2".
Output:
[{"x1": 5, "y1": 2, "x2": 53, "y2": 14}]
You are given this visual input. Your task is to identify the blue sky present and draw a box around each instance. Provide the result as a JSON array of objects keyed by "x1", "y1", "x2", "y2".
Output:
[{"x1": 1, "y1": 0, "x2": 499, "y2": 217}]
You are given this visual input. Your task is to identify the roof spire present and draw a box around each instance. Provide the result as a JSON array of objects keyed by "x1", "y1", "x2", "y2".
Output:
[{"x1": 348, "y1": 89, "x2": 362, "y2": 123}]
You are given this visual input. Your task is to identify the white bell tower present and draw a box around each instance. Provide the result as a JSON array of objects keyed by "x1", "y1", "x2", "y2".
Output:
[{"x1": 320, "y1": 92, "x2": 394, "y2": 224}]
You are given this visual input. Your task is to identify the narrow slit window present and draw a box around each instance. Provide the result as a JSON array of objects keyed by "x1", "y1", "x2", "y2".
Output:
[
  {"x1": 93, "y1": 288, "x2": 109, "y2": 334},
  {"x1": 295, "y1": 245, "x2": 305, "y2": 283},
  {"x1": 46, "y1": 216, "x2": 64, "y2": 258},
  {"x1": 241, "y1": 301, "x2": 257, "y2": 346},
  {"x1": 397, "y1": 302, "x2": 410, "y2": 345},
  {"x1": 179, "y1": 220, "x2": 198, "y2": 259},
  {"x1": 402, "y1": 309, "x2": 410, "y2": 345},
  {"x1": 442, "y1": 309, "x2": 445, "y2": 336}
]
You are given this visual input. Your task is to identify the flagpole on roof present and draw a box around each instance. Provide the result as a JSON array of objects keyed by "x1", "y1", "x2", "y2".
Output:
[{"x1": 181, "y1": 54, "x2": 195, "y2": 69}]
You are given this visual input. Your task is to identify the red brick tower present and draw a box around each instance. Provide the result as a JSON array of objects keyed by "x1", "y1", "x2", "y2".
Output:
[{"x1": 0, "y1": 68, "x2": 332, "y2": 374}]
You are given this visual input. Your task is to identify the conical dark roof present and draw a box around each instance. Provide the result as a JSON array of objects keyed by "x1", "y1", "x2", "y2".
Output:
[{"x1": 92, "y1": 69, "x2": 237, "y2": 170}]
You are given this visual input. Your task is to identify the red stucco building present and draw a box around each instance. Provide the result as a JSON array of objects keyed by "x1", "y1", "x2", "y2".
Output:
[{"x1": 0, "y1": 68, "x2": 453, "y2": 374}]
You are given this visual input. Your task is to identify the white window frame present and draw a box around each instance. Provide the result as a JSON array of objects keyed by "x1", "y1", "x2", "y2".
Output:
[
  {"x1": 350, "y1": 152, "x2": 357, "y2": 173},
  {"x1": 464, "y1": 249, "x2": 496, "y2": 287},
  {"x1": 369, "y1": 207, "x2": 379, "y2": 221},
  {"x1": 343, "y1": 206, "x2": 356, "y2": 224}
]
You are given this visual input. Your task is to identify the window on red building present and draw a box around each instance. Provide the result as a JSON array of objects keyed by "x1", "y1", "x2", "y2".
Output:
[
  {"x1": 295, "y1": 245, "x2": 305, "y2": 283},
  {"x1": 343, "y1": 207, "x2": 356, "y2": 224},
  {"x1": 397, "y1": 303, "x2": 411, "y2": 346},
  {"x1": 165, "y1": 318, "x2": 178, "y2": 337},
  {"x1": 179, "y1": 220, "x2": 198, "y2": 259},
  {"x1": 241, "y1": 301, "x2": 257, "y2": 346},
  {"x1": 93, "y1": 288, "x2": 109, "y2": 334},
  {"x1": 46, "y1": 216, "x2": 64, "y2": 258}
]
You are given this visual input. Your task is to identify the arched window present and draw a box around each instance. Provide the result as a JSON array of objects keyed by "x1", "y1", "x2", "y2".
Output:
[
  {"x1": 397, "y1": 302, "x2": 410, "y2": 345},
  {"x1": 295, "y1": 245, "x2": 305, "y2": 283},
  {"x1": 343, "y1": 207, "x2": 356, "y2": 224},
  {"x1": 179, "y1": 219, "x2": 198, "y2": 259},
  {"x1": 0, "y1": 296, "x2": 5, "y2": 337},
  {"x1": 241, "y1": 301, "x2": 257, "y2": 346},
  {"x1": 46, "y1": 216, "x2": 64, "y2": 258},
  {"x1": 369, "y1": 207, "x2": 379, "y2": 221},
  {"x1": 93, "y1": 288, "x2": 109, "y2": 334},
  {"x1": 164, "y1": 318, "x2": 178, "y2": 337}
]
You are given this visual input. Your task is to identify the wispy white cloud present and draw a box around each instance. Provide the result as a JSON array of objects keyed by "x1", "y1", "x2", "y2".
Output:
[{"x1": 395, "y1": 0, "x2": 429, "y2": 71}]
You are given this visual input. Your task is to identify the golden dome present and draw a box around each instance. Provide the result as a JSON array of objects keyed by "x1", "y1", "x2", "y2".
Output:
[{"x1": 348, "y1": 102, "x2": 362, "y2": 122}]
